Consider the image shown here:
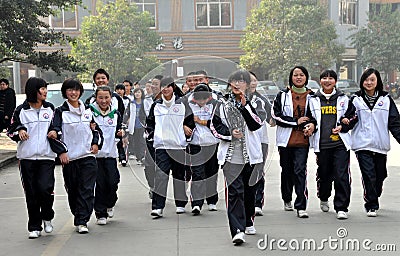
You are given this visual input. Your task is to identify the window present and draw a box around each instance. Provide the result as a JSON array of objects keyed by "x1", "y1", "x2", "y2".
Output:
[
  {"x1": 132, "y1": 0, "x2": 156, "y2": 28},
  {"x1": 339, "y1": 0, "x2": 357, "y2": 25},
  {"x1": 42, "y1": 6, "x2": 78, "y2": 29},
  {"x1": 196, "y1": 0, "x2": 232, "y2": 28}
]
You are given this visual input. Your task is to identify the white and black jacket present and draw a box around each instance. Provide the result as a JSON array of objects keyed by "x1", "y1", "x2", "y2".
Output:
[
  {"x1": 51, "y1": 100, "x2": 103, "y2": 161},
  {"x1": 90, "y1": 103, "x2": 123, "y2": 158},
  {"x1": 145, "y1": 95, "x2": 195, "y2": 150},
  {"x1": 187, "y1": 94, "x2": 220, "y2": 146},
  {"x1": 271, "y1": 88, "x2": 315, "y2": 147},
  {"x1": 307, "y1": 91, "x2": 351, "y2": 152},
  {"x1": 342, "y1": 90, "x2": 400, "y2": 154},
  {"x1": 209, "y1": 94, "x2": 264, "y2": 165},
  {"x1": 7, "y1": 100, "x2": 67, "y2": 160}
]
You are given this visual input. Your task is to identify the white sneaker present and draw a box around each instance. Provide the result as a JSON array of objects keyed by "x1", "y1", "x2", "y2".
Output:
[
  {"x1": 43, "y1": 220, "x2": 53, "y2": 233},
  {"x1": 96, "y1": 217, "x2": 107, "y2": 225},
  {"x1": 150, "y1": 209, "x2": 163, "y2": 218},
  {"x1": 337, "y1": 211, "x2": 348, "y2": 219},
  {"x1": 107, "y1": 207, "x2": 114, "y2": 218},
  {"x1": 297, "y1": 210, "x2": 309, "y2": 218},
  {"x1": 320, "y1": 201, "x2": 329, "y2": 212},
  {"x1": 121, "y1": 160, "x2": 127, "y2": 167},
  {"x1": 232, "y1": 232, "x2": 245, "y2": 244},
  {"x1": 176, "y1": 207, "x2": 186, "y2": 214},
  {"x1": 208, "y1": 204, "x2": 217, "y2": 211},
  {"x1": 129, "y1": 155, "x2": 135, "y2": 160},
  {"x1": 245, "y1": 226, "x2": 256, "y2": 235},
  {"x1": 28, "y1": 230, "x2": 41, "y2": 239},
  {"x1": 192, "y1": 206, "x2": 201, "y2": 215},
  {"x1": 255, "y1": 207, "x2": 263, "y2": 216},
  {"x1": 284, "y1": 201, "x2": 294, "y2": 211},
  {"x1": 77, "y1": 225, "x2": 89, "y2": 234},
  {"x1": 367, "y1": 209, "x2": 377, "y2": 217}
]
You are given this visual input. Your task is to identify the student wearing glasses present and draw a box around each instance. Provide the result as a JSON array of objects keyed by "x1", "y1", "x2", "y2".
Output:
[{"x1": 209, "y1": 69, "x2": 264, "y2": 245}]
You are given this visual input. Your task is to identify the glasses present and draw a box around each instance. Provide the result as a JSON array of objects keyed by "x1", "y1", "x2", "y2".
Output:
[{"x1": 231, "y1": 80, "x2": 246, "y2": 84}]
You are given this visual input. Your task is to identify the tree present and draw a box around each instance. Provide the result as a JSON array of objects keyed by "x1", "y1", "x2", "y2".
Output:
[
  {"x1": 0, "y1": 0, "x2": 84, "y2": 74},
  {"x1": 240, "y1": 0, "x2": 344, "y2": 81},
  {"x1": 349, "y1": 4, "x2": 400, "y2": 82},
  {"x1": 70, "y1": 0, "x2": 161, "y2": 84}
]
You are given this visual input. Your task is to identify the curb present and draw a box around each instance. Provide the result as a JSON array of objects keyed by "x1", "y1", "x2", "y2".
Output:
[{"x1": 0, "y1": 152, "x2": 17, "y2": 169}]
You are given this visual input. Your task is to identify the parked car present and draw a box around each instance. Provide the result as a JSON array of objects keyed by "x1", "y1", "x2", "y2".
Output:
[
  {"x1": 336, "y1": 79, "x2": 359, "y2": 97},
  {"x1": 257, "y1": 80, "x2": 281, "y2": 101},
  {"x1": 307, "y1": 80, "x2": 320, "y2": 93}
]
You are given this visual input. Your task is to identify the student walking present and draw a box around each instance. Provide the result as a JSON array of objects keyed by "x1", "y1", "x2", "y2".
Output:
[
  {"x1": 185, "y1": 84, "x2": 220, "y2": 215},
  {"x1": 49, "y1": 78, "x2": 103, "y2": 234},
  {"x1": 90, "y1": 86, "x2": 123, "y2": 225},
  {"x1": 271, "y1": 66, "x2": 315, "y2": 218},
  {"x1": 342, "y1": 68, "x2": 400, "y2": 217},
  {"x1": 305, "y1": 69, "x2": 352, "y2": 220},
  {"x1": 7, "y1": 77, "x2": 67, "y2": 239},
  {"x1": 210, "y1": 69, "x2": 264, "y2": 245},
  {"x1": 248, "y1": 71, "x2": 274, "y2": 216},
  {"x1": 147, "y1": 77, "x2": 193, "y2": 218},
  {"x1": 126, "y1": 88, "x2": 146, "y2": 165}
]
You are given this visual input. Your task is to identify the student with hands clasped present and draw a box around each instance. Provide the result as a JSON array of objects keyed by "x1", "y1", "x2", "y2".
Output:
[
  {"x1": 48, "y1": 78, "x2": 103, "y2": 234},
  {"x1": 272, "y1": 65, "x2": 316, "y2": 218},
  {"x1": 304, "y1": 70, "x2": 352, "y2": 220},
  {"x1": 340, "y1": 68, "x2": 400, "y2": 217}
]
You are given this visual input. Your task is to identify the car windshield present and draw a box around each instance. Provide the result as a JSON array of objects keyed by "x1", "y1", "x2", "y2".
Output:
[{"x1": 307, "y1": 80, "x2": 320, "y2": 89}]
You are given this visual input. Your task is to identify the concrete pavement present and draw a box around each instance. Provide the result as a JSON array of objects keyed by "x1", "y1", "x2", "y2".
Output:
[{"x1": 0, "y1": 129, "x2": 399, "y2": 255}]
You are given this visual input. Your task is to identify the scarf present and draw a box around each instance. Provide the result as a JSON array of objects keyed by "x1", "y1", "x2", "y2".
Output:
[
  {"x1": 90, "y1": 103, "x2": 116, "y2": 118},
  {"x1": 319, "y1": 88, "x2": 336, "y2": 100},
  {"x1": 223, "y1": 93, "x2": 249, "y2": 163},
  {"x1": 162, "y1": 94, "x2": 175, "y2": 108},
  {"x1": 291, "y1": 86, "x2": 307, "y2": 94}
]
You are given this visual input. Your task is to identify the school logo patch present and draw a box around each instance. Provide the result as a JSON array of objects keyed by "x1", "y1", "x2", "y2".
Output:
[
  {"x1": 204, "y1": 106, "x2": 209, "y2": 112},
  {"x1": 340, "y1": 101, "x2": 345, "y2": 107},
  {"x1": 84, "y1": 113, "x2": 90, "y2": 119},
  {"x1": 378, "y1": 101, "x2": 384, "y2": 106},
  {"x1": 173, "y1": 107, "x2": 179, "y2": 113},
  {"x1": 43, "y1": 113, "x2": 50, "y2": 119},
  {"x1": 107, "y1": 118, "x2": 114, "y2": 125}
]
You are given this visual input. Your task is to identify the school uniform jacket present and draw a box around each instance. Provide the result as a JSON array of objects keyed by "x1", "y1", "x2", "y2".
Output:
[
  {"x1": 343, "y1": 91, "x2": 400, "y2": 154},
  {"x1": 7, "y1": 100, "x2": 67, "y2": 160},
  {"x1": 146, "y1": 95, "x2": 195, "y2": 150},
  {"x1": 187, "y1": 94, "x2": 220, "y2": 146},
  {"x1": 249, "y1": 92, "x2": 269, "y2": 144},
  {"x1": 307, "y1": 91, "x2": 352, "y2": 152},
  {"x1": 52, "y1": 100, "x2": 103, "y2": 161},
  {"x1": 271, "y1": 88, "x2": 315, "y2": 147},
  {"x1": 90, "y1": 103, "x2": 123, "y2": 158},
  {"x1": 209, "y1": 95, "x2": 264, "y2": 165}
]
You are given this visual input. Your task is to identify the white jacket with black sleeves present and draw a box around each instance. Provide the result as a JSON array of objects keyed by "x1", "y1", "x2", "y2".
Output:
[
  {"x1": 342, "y1": 91, "x2": 400, "y2": 154},
  {"x1": 7, "y1": 100, "x2": 67, "y2": 160},
  {"x1": 271, "y1": 88, "x2": 314, "y2": 147},
  {"x1": 51, "y1": 100, "x2": 103, "y2": 161},
  {"x1": 145, "y1": 95, "x2": 195, "y2": 150},
  {"x1": 187, "y1": 94, "x2": 220, "y2": 146},
  {"x1": 209, "y1": 95, "x2": 264, "y2": 165},
  {"x1": 90, "y1": 103, "x2": 123, "y2": 158},
  {"x1": 307, "y1": 92, "x2": 352, "y2": 152}
]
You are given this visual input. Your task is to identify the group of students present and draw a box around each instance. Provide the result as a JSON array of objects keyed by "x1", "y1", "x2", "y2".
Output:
[
  {"x1": 5, "y1": 65, "x2": 400, "y2": 246},
  {"x1": 273, "y1": 66, "x2": 400, "y2": 224},
  {"x1": 7, "y1": 69, "x2": 126, "y2": 239}
]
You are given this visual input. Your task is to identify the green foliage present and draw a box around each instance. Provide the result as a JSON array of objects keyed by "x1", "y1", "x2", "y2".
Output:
[
  {"x1": 0, "y1": 0, "x2": 84, "y2": 74},
  {"x1": 240, "y1": 0, "x2": 344, "y2": 81},
  {"x1": 71, "y1": 0, "x2": 161, "y2": 84},
  {"x1": 349, "y1": 4, "x2": 400, "y2": 81}
]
